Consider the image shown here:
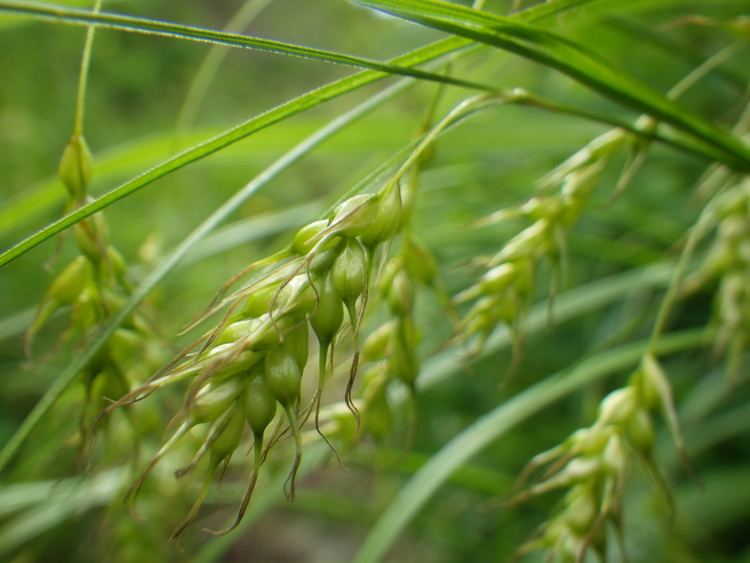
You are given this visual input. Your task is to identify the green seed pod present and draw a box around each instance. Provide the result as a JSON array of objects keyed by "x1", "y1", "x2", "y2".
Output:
[
  {"x1": 263, "y1": 346, "x2": 301, "y2": 406},
  {"x1": 69, "y1": 287, "x2": 98, "y2": 330},
  {"x1": 329, "y1": 194, "x2": 378, "y2": 237},
  {"x1": 387, "y1": 269, "x2": 413, "y2": 317},
  {"x1": 72, "y1": 213, "x2": 108, "y2": 264},
  {"x1": 496, "y1": 220, "x2": 549, "y2": 264},
  {"x1": 59, "y1": 134, "x2": 93, "y2": 199},
  {"x1": 597, "y1": 387, "x2": 637, "y2": 426},
  {"x1": 638, "y1": 354, "x2": 670, "y2": 411},
  {"x1": 244, "y1": 374, "x2": 278, "y2": 437},
  {"x1": 563, "y1": 484, "x2": 598, "y2": 534},
  {"x1": 217, "y1": 315, "x2": 293, "y2": 351},
  {"x1": 569, "y1": 427, "x2": 611, "y2": 457},
  {"x1": 392, "y1": 319, "x2": 420, "y2": 387},
  {"x1": 363, "y1": 321, "x2": 395, "y2": 362},
  {"x1": 403, "y1": 237, "x2": 438, "y2": 286},
  {"x1": 275, "y1": 275, "x2": 317, "y2": 319},
  {"x1": 49, "y1": 255, "x2": 92, "y2": 303},
  {"x1": 360, "y1": 185, "x2": 402, "y2": 247},
  {"x1": 292, "y1": 219, "x2": 329, "y2": 255},
  {"x1": 377, "y1": 258, "x2": 400, "y2": 298},
  {"x1": 625, "y1": 408, "x2": 654, "y2": 452},
  {"x1": 309, "y1": 244, "x2": 343, "y2": 274},
  {"x1": 27, "y1": 256, "x2": 93, "y2": 351},
  {"x1": 284, "y1": 320, "x2": 309, "y2": 369},
  {"x1": 210, "y1": 403, "x2": 245, "y2": 464},
  {"x1": 479, "y1": 263, "x2": 516, "y2": 294},
  {"x1": 332, "y1": 238, "x2": 367, "y2": 324},
  {"x1": 215, "y1": 320, "x2": 254, "y2": 345},
  {"x1": 363, "y1": 385, "x2": 391, "y2": 442},
  {"x1": 201, "y1": 343, "x2": 263, "y2": 381},
  {"x1": 556, "y1": 457, "x2": 601, "y2": 487},
  {"x1": 193, "y1": 379, "x2": 244, "y2": 423},
  {"x1": 241, "y1": 284, "x2": 279, "y2": 318},
  {"x1": 601, "y1": 434, "x2": 627, "y2": 475},
  {"x1": 310, "y1": 273, "x2": 344, "y2": 346}
]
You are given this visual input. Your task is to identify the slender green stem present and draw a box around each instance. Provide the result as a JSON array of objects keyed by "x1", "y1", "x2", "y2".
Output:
[{"x1": 72, "y1": 0, "x2": 102, "y2": 136}]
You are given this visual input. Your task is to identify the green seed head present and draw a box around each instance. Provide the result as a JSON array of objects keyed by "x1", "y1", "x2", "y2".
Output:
[
  {"x1": 601, "y1": 434, "x2": 627, "y2": 475},
  {"x1": 403, "y1": 237, "x2": 438, "y2": 286},
  {"x1": 241, "y1": 284, "x2": 279, "y2": 318},
  {"x1": 292, "y1": 219, "x2": 329, "y2": 255},
  {"x1": 392, "y1": 319, "x2": 420, "y2": 387},
  {"x1": 244, "y1": 374, "x2": 277, "y2": 437},
  {"x1": 219, "y1": 315, "x2": 293, "y2": 351},
  {"x1": 310, "y1": 272, "x2": 344, "y2": 346},
  {"x1": 387, "y1": 269, "x2": 413, "y2": 317},
  {"x1": 363, "y1": 321, "x2": 395, "y2": 362},
  {"x1": 360, "y1": 185, "x2": 402, "y2": 247},
  {"x1": 309, "y1": 244, "x2": 343, "y2": 274},
  {"x1": 563, "y1": 484, "x2": 598, "y2": 534},
  {"x1": 596, "y1": 387, "x2": 637, "y2": 426},
  {"x1": 193, "y1": 379, "x2": 244, "y2": 423},
  {"x1": 263, "y1": 346, "x2": 302, "y2": 406},
  {"x1": 330, "y1": 194, "x2": 378, "y2": 238},
  {"x1": 284, "y1": 320, "x2": 309, "y2": 369},
  {"x1": 363, "y1": 386, "x2": 391, "y2": 441},
  {"x1": 59, "y1": 134, "x2": 93, "y2": 200},
  {"x1": 276, "y1": 275, "x2": 317, "y2": 319},
  {"x1": 202, "y1": 343, "x2": 263, "y2": 381},
  {"x1": 332, "y1": 239, "x2": 367, "y2": 307},
  {"x1": 72, "y1": 215, "x2": 108, "y2": 264},
  {"x1": 46, "y1": 255, "x2": 92, "y2": 305},
  {"x1": 625, "y1": 408, "x2": 654, "y2": 452},
  {"x1": 211, "y1": 403, "x2": 245, "y2": 464}
]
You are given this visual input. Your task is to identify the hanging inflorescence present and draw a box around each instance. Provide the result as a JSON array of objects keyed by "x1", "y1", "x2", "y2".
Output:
[
  {"x1": 357, "y1": 234, "x2": 440, "y2": 443},
  {"x1": 109, "y1": 175, "x2": 426, "y2": 537},
  {"x1": 683, "y1": 178, "x2": 750, "y2": 380},
  {"x1": 27, "y1": 134, "x2": 164, "y2": 455},
  {"x1": 512, "y1": 354, "x2": 685, "y2": 562},
  {"x1": 455, "y1": 130, "x2": 628, "y2": 355}
]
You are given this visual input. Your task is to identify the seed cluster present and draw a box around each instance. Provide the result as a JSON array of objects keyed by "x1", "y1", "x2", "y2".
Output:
[
  {"x1": 456, "y1": 130, "x2": 627, "y2": 353},
  {"x1": 117, "y1": 180, "x2": 414, "y2": 536},
  {"x1": 684, "y1": 178, "x2": 750, "y2": 379},
  {"x1": 356, "y1": 236, "x2": 438, "y2": 441},
  {"x1": 513, "y1": 354, "x2": 681, "y2": 562},
  {"x1": 27, "y1": 135, "x2": 163, "y2": 453}
]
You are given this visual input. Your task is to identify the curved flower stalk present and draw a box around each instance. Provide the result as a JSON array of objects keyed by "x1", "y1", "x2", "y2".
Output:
[
  {"x1": 109, "y1": 176, "x2": 413, "y2": 537},
  {"x1": 512, "y1": 353, "x2": 684, "y2": 562},
  {"x1": 456, "y1": 130, "x2": 628, "y2": 354},
  {"x1": 104, "y1": 91, "x2": 502, "y2": 536}
]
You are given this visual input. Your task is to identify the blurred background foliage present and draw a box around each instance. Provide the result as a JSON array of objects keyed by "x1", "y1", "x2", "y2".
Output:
[{"x1": 1, "y1": 0, "x2": 749, "y2": 561}]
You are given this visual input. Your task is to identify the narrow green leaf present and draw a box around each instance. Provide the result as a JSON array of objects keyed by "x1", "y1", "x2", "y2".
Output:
[
  {"x1": 354, "y1": 328, "x2": 710, "y2": 563},
  {"x1": 0, "y1": 0, "x2": 492, "y2": 92},
  {"x1": 0, "y1": 0, "x2": 600, "y2": 268},
  {"x1": 354, "y1": 0, "x2": 750, "y2": 169},
  {"x1": 174, "y1": 0, "x2": 277, "y2": 135}
]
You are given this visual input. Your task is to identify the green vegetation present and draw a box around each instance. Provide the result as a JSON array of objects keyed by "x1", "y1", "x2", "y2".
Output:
[{"x1": 0, "y1": 0, "x2": 749, "y2": 561}]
